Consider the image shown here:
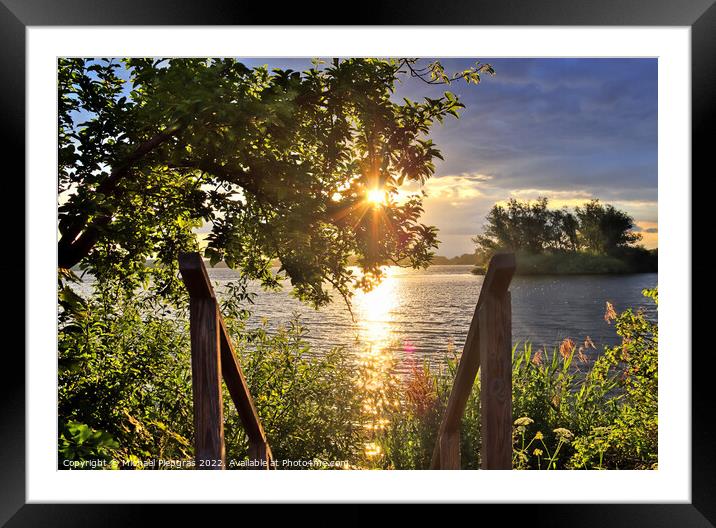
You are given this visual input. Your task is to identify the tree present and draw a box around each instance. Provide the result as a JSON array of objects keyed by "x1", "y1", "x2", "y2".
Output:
[
  {"x1": 474, "y1": 197, "x2": 642, "y2": 259},
  {"x1": 58, "y1": 58, "x2": 494, "y2": 305},
  {"x1": 549, "y1": 208, "x2": 579, "y2": 252},
  {"x1": 575, "y1": 200, "x2": 641, "y2": 255},
  {"x1": 473, "y1": 197, "x2": 555, "y2": 255}
]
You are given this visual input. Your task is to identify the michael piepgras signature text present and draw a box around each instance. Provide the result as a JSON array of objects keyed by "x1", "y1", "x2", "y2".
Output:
[{"x1": 60, "y1": 458, "x2": 351, "y2": 469}]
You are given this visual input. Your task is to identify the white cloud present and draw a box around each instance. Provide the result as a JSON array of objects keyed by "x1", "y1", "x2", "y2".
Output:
[
  {"x1": 505, "y1": 188, "x2": 595, "y2": 208},
  {"x1": 421, "y1": 173, "x2": 492, "y2": 202}
]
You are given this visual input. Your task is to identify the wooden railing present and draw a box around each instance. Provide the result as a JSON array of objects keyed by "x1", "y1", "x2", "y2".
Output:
[
  {"x1": 431, "y1": 253, "x2": 516, "y2": 470},
  {"x1": 179, "y1": 252, "x2": 272, "y2": 470}
]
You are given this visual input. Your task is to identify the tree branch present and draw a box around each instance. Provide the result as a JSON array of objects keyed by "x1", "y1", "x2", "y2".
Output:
[{"x1": 57, "y1": 124, "x2": 184, "y2": 270}]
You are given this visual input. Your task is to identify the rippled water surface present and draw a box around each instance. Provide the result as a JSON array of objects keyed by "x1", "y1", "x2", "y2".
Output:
[
  {"x1": 76, "y1": 265, "x2": 656, "y2": 372},
  {"x1": 204, "y1": 265, "x2": 657, "y2": 370}
]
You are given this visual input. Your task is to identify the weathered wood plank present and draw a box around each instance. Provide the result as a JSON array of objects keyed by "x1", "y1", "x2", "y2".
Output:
[
  {"x1": 475, "y1": 253, "x2": 516, "y2": 308},
  {"x1": 443, "y1": 304, "x2": 485, "y2": 432},
  {"x1": 189, "y1": 297, "x2": 226, "y2": 469},
  {"x1": 430, "y1": 303, "x2": 485, "y2": 469},
  {"x1": 218, "y1": 318, "x2": 267, "y2": 443},
  {"x1": 438, "y1": 428, "x2": 460, "y2": 470},
  {"x1": 480, "y1": 292, "x2": 512, "y2": 470},
  {"x1": 179, "y1": 252, "x2": 215, "y2": 300},
  {"x1": 218, "y1": 317, "x2": 272, "y2": 469},
  {"x1": 248, "y1": 440, "x2": 273, "y2": 470}
]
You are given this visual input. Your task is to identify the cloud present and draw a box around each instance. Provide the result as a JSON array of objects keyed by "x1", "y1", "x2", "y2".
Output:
[
  {"x1": 396, "y1": 59, "x2": 656, "y2": 190},
  {"x1": 422, "y1": 174, "x2": 491, "y2": 202},
  {"x1": 390, "y1": 59, "x2": 658, "y2": 256},
  {"x1": 632, "y1": 221, "x2": 659, "y2": 249}
]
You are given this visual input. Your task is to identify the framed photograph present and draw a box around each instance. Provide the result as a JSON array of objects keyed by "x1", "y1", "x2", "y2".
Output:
[{"x1": 5, "y1": 0, "x2": 712, "y2": 523}]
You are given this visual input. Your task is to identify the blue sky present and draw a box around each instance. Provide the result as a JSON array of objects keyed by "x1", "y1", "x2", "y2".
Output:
[{"x1": 240, "y1": 58, "x2": 658, "y2": 256}]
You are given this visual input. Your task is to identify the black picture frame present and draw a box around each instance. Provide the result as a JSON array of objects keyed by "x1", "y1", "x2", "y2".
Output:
[{"x1": 3, "y1": 0, "x2": 711, "y2": 524}]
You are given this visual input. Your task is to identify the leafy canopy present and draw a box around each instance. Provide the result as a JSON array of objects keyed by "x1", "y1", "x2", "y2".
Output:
[
  {"x1": 58, "y1": 58, "x2": 493, "y2": 306},
  {"x1": 474, "y1": 198, "x2": 642, "y2": 258}
]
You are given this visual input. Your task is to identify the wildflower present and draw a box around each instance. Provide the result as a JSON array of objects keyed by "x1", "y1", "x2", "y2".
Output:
[
  {"x1": 604, "y1": 301, "x2": 617, "y2": 324},
  {"x1": 446, "y1": 338, "x2": 455, "y2": 354},
  {"x1": 532, "y1": 349, "x2": 543, "y2": 366},
  {"x1": 559, "y1": 338, "x2": 575, "y2": 359},
  {"x1": 577, "y1": 346, "x2": 588, "y2": 364},
  {"x1": 405, "y1": 363, "x2": 437, "y2": 418},
  {"x1": 533, "y1": 449, "x2": 543, "y2": 456},
  {"x1": 514, "y1": 417, "x2": 534, "y2": 427},
  {"x1": 621, "y1": 338, "x2": 632, "y2": 360},
  {"x1": 553, "y1": 428, "x2": 574, "y2": 442},
  {"x1": 534, "y1": 431, "x2": 544, "y2": 440}
]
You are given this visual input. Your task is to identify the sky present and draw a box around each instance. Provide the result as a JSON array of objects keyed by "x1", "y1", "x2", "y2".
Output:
[{"x1": 241, "y1": 58, "x2": 658, "y2": 256}]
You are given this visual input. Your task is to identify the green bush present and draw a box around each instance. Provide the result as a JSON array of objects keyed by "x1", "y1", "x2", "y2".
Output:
[
  {"x1": 58, "y1": 277, "x2": 370, "y2": 469},
  {"x1": 569, "y1": 288, "x2": 658, "y2": 469},
  {"x1": 59, "y1": 283, "x2": 195, "y2": 468},
  {"x1": 59, "y1": 420, "x2": 120, "y2": 468},
  {"x1": 225, "y1": 319, "x2": 366, "y2": 468}
]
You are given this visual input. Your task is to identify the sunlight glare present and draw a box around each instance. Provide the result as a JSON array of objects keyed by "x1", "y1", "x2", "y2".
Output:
[
  {"x1": 366, "y1": 188, "x2": 387, "y2": 206},
  {"x1": 355, "y1": 268, "x2": 396, "y2": 355}
]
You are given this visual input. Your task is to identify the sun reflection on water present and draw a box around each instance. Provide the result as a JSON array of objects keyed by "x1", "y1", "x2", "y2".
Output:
[
  {"x1": 355, "y1": 269, "x2": 396, "y2": 358},
  {"x1": 353, "y1": 268, "x2": 401, "y2": 458}
]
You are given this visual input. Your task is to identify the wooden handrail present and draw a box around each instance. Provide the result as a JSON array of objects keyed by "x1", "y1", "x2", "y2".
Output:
[
  {"x1": 179, "y1": 252, "x2": 272, "y2": 470},
  {"x1": 431, "y1": 253, "x2": 516, "y2": 470}
]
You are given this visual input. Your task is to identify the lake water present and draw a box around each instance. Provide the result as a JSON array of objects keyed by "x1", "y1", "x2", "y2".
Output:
[
  {"x1": 204, "y1": 266, "x2": 657, "y2": 371},
  {"x1": 75, "y1": 265, "x2": 657, "y2": 372}
]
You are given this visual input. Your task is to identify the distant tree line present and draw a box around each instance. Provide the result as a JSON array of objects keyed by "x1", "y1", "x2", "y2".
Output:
[
  {"x1": 473, "y1": 198, "x2": 656, "y2": 274},
  {"x1": 430, "y1": 253, "x2": 478, "y2": 265}
]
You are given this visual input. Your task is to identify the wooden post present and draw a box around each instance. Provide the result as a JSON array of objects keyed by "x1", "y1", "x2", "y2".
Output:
[
  {"x1": 430, "y1": 302, "x2": 485, "y2": 470},
  {"x1": 438, "y1": 429, "x2": 460, "y2": 470},
  {"x1": 218, "y1": 317, "x2": 273, "y2": 470},
  {"x1": 189, "y1": 296, "x2": 226, "y2": 469},
  {"x1": 480, "y1": 292, "x2": 512, "y2": 469}
]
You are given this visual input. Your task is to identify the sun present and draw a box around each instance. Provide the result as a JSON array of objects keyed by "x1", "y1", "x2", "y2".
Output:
[{"x1": 366, "y1": 188, "x2": 387, "y2": 206}]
